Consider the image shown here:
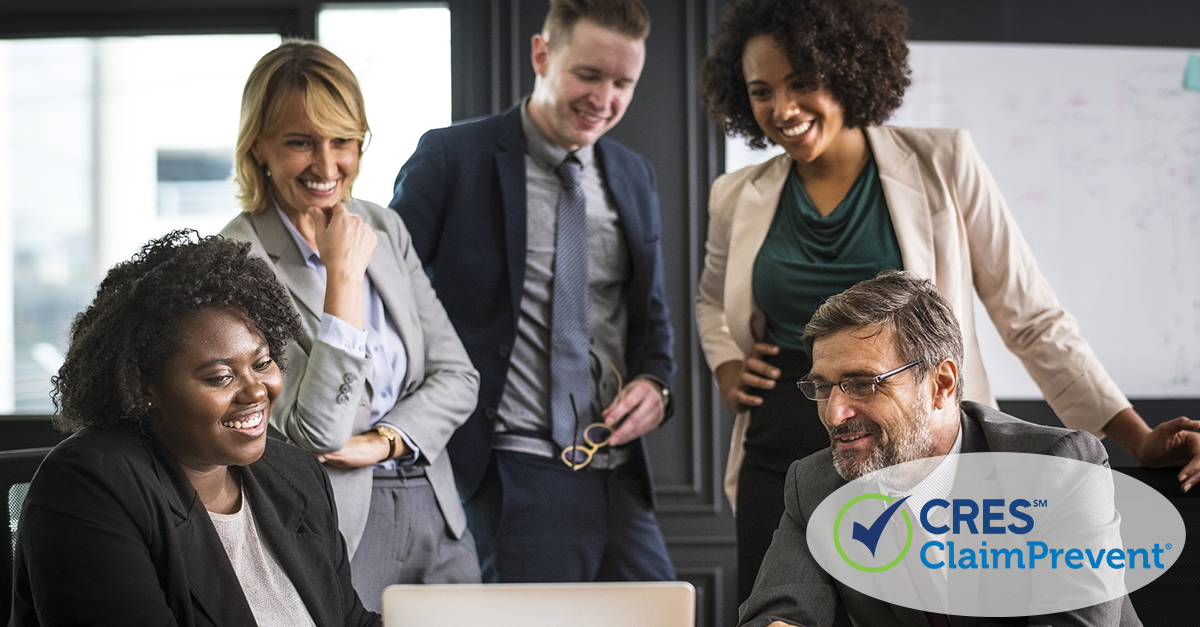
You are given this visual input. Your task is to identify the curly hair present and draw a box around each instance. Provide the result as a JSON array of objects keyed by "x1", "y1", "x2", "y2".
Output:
[
  {"x1": 51, "y1": 230, "x2": 300, "y2": 433},
  {"x1": 700, "y1": 0, "x2": 911, "y2": 148}
]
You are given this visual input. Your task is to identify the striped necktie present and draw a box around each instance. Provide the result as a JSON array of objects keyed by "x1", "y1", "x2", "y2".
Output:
[{"x1": 549, "y1": 155, "x2": 592, "y2": 449}]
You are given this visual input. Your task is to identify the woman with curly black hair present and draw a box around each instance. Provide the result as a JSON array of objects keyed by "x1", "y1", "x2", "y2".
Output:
[
  {"x1": 697, "y1": 0, "x2": 1197, "y2": 602},
  {"x1": 10, "y1": 231, "x2": 381, "y2": 626}
]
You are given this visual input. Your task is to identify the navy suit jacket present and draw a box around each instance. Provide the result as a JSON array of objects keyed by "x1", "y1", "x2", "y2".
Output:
[{"x1": 389, "y1": 104, "x2": 675, "y2": 501}]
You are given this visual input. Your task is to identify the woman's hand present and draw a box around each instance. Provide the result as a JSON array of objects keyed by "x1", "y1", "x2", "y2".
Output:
[
  {"x1": 308, "y1": 204, "x2": 377, "y2": 330},
  {"x1": 715, "y1": 342, "x2": 781, "y2": 414},
  {"x1": 316, "y1": 430, "x2": 410, "y2": 469},
  {"x1": 309, "y1": 203, "x2": 377, "y2": 279}
]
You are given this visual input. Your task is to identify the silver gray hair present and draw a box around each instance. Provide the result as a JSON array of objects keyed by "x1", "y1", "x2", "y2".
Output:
[{"x1": 802, "y1": 270, "x2": 964, "y2": 404}]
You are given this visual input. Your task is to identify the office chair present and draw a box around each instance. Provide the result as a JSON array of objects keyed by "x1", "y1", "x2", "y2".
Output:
[
  {"x1": 2, "y1": 446, "x2": 53, "y2": 621},
  {"x1": 1115, "y1": 466, "x2": 1200, "y2": 627}
]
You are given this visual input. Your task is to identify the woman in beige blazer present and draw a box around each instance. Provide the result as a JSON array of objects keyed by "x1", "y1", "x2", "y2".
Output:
[
  {"x1": 221, "y1": 41, "x2": 481, "y2": 611},
  {"x1": 697, "y1": 0, "x2": 1199, "y2": 603}
]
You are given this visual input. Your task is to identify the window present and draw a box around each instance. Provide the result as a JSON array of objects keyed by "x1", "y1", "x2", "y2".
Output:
[
  {"x1": 1, "y1": 34, "x2": 281, "y2": 413},
  {"x1": 318, "y1": 4, "x2": 452, "y2": 205},
  {"x1": 2, "y1": 5, "x2": 453, "y2": 415}
]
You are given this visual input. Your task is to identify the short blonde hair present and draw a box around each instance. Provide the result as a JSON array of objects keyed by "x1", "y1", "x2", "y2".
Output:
[{"x1": 234, "y1": 40, "x2": 370, "y2": 214}]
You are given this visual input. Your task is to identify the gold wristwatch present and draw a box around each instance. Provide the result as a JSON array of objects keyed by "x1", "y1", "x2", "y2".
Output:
[{"x1": 375, "y1": 425, "x2": 398, "y2": 461}]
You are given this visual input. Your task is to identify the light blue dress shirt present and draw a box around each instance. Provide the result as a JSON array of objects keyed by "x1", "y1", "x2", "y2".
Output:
[{"x1": 274, "y1": 205, "x2": 419, "y2": 465}]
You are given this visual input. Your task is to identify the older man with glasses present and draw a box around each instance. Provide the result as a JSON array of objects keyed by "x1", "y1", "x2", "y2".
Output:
[{"x1": 739, "y1": 270, "x2": 1140, "y2": 627}]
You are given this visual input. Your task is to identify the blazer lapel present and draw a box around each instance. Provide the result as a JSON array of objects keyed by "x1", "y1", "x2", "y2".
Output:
[
  {"x1": 495, "y1": 106, "x2": 528, "y2": 326},
  {"x1": 598, "y1": 140, "x2": 643, "y2": 260},
  {"x1": 867, "y1": 126, "x2": 937, "y2": 281},
  {"x1": 361, "y1": 210, "x2": 422, "y2": 396},
  {"x1": 946, "y1": 412, "x2": 986, "y2": 626},
  {"x1": 148, "y1": 438, "x2": 258, "y2": 626},
  {"x1": 251, "y1": 208, "x2": 328, "y2": 335},
  {"x1": 240, "y1": 457, "x2": 342, "y2": 627}
]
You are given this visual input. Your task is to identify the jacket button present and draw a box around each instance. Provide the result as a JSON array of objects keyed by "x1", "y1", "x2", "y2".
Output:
[
  {"x1": 484, "y1": 407, "x2": 497, "y2": 419},
  {"x1": 336, "y1": 393, "x2": 350, "y2": 405},
  {"x1": 498, "y1": 345, "x2": 511, "y2": 357},
  {"x1": 339, "y1": 383, "x2": 352, "y2": 394},
  {"x1": 343, "y1": 373, "x2": 357, "y2": 384}
]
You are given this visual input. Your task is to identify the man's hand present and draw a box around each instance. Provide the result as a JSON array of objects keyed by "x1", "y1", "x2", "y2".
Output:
[
  {"x1": 317, "y1": 430, "x2": 410, "y2": 469},
  {"x1": 601, "y1": 379, "x2": 666, "y2": 446}
]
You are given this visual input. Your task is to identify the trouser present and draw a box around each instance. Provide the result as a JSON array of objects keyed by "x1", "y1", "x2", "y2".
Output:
[
  {"x1": 350, "y1": 469, "x2": 481, "y2": 612},
  {"x1": 463, "y1": 449, "x2": 675, "y2": 583},
  {"x1": 737, "y1": 348, "x2": 826, "y2": 605},
  {"x1": 737, "y1": 460, "x2": 789, "y2": 604}
]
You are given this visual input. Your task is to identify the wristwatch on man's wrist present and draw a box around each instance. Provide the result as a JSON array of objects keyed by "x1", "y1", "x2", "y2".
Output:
[{"x1": 656, "y1": 384, "x2": 671, "y2": 412}]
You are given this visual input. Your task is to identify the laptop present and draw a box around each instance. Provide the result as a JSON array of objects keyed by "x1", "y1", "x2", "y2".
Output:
[{"x1": 382, "y1": 581, "x2": 696, "y2": 627}]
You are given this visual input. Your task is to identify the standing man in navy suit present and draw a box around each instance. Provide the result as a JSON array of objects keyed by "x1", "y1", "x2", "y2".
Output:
[{"x1": 389, "y1": 0, "x2": 675, "y2": 583}]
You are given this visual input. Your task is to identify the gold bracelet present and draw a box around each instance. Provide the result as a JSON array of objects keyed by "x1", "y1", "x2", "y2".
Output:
[{"x1": 375, "y1": 425, "x2": 397, "y2": 461}]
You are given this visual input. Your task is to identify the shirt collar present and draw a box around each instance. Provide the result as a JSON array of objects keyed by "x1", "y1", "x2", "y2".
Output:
[
  {"x1": 274, "y1": 202, "x2": 320, "y2": 268},
  {"x1": 908, "y1": 421, "x2": 963, "y2": 502},
  {"x1": 519, "y1": 96, "x2": 595, "y2": 172},
  {"x1": 878, "y1": 418, "x2": 964, "y2": 510}
]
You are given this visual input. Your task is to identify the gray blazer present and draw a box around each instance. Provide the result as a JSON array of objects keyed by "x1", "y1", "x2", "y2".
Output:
[
  {"x1": 739, "y1": 401, "x2": 1141, "y2": 627},
  {"x1": 221, "y1": 199, "x2": 479, "y2": 558}
]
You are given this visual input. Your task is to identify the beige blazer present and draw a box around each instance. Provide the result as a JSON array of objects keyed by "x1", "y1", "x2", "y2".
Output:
[
  {"x1": 221, "y1": 199, "x2": 479, "y2": 557},
  {"x1": 696, "y1": 126, "x2": 1129, "y2": 510}
]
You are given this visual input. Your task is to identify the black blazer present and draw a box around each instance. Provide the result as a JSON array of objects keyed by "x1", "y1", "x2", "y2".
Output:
[
  {"x1": 9, "y1": 429, "x2": 380, "y2": 627},
  {"x1": 389, "y1": 104, "x2": 676, "y2": 501}
]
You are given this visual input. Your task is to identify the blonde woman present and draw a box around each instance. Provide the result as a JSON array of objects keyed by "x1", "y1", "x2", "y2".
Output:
[{"x1": 221, "y1": 40, "x2": 481, "y2": 610}]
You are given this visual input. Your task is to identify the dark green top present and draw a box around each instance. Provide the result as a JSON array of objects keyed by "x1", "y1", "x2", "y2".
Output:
[{"x1": 752, "y1": 155, "x2": 904, "y2": 351}]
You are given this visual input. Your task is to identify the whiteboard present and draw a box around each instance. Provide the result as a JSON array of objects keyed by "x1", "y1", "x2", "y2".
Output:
[{"x1": 726, "y1": 42, "x2": 1200, "y2": 399}]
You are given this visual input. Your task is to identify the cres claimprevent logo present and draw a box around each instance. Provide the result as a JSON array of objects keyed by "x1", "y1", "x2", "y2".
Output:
[{"x1": 834, "y1": 493, "x2": 912, "y2": 572}]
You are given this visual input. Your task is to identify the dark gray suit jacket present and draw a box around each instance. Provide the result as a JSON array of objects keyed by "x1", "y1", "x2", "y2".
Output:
[{"x1": 739, "y1": 401, "x2": 1141, "y2": 627}]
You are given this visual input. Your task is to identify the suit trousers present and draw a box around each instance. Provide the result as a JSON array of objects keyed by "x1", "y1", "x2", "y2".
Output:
[
  {"x1": 463, "y1": 449, "x2": 675, "y2": 583},
  {"x1": 350, "y1": 470, "x2": 481, "y2": 612}
]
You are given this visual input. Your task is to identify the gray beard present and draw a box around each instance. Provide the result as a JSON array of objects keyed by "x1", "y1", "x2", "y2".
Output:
[{"x1": 832, "y1": 395, "x2": 934, "y2": 481}]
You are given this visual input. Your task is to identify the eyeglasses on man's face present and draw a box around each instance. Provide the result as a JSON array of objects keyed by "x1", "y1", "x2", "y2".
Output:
[{"x1": 796, "y1": 359, "x2": 923, "y2": 401}]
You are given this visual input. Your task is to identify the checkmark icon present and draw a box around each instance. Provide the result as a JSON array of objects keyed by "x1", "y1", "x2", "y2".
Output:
[{"x1": 852, "y1": 495, "x2": 910, "y2": 557}]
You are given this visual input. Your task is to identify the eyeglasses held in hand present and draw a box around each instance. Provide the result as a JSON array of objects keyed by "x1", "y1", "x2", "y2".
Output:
[
  {"x1": 560, "y1": 359, "x2": 624, "y2": 470},
  {"x1": 796, "y1": 359, "x2": 923, "y2": 401}
]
